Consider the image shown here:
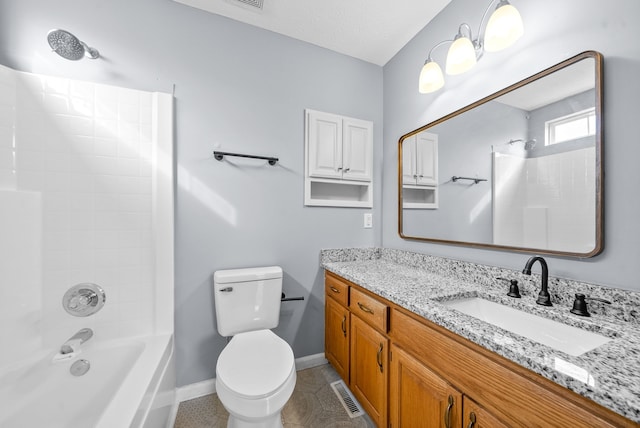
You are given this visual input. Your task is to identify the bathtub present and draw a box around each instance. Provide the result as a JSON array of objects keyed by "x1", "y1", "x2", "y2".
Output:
[{"x1": 0, "y1": 334, "x2": 175, "y2": 428}]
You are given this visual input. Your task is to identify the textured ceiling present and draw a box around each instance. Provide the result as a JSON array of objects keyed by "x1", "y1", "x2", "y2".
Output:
[{"x1": 173, "y1": 0, "x2": 452, "y2": 66}]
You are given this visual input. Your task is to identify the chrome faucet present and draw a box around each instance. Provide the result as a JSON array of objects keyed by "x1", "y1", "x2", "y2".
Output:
[
  {"x1": 60, "y1": 328, "x2": 93, "y2": 354},
  {"x1": 522, "y1": 256, "x2": 552, "y2": 306}
]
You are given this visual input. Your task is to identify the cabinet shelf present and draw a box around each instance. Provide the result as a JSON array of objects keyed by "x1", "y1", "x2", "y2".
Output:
[
  {"x1": 402, "y1": 185, "x2": 438, "y2": 209},
  {"x1": 305, "y1": 178, "x2": 372, "y2": 207}
]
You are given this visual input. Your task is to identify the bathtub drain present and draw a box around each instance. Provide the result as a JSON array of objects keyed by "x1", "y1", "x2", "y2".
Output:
[{"x1": 70, "y1": 359, "x2": 90, "y2": 376}]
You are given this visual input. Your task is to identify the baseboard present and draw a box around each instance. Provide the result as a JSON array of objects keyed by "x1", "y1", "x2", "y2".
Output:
[
  {"x1": 165, "y1": 401, "x2": 179, "y2": 428},
  {"x1": 175, "y1": 377, "x2": 217, "y2": 403},
  {"x1": 295, "y1": 352, "x2": 327, "y2": 371},
  {"x1": 175, "y1": 353, "x2": 328, "y2": 403}
]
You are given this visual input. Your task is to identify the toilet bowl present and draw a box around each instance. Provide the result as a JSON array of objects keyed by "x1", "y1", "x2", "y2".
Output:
[
  {"x1": 213, "y1": 266, "x2": 296, "y2": 428},
  {"x1": 216, "y1": 330, "x2": 296, "y2": 428}
]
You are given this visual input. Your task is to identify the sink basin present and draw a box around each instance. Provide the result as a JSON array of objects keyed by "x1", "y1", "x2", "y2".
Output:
[{"x1": 442, "y1": 297, "x2": 612, "y2": 356}]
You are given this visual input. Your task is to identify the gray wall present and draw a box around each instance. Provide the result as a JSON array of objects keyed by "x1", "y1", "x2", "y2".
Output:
[
  {"x1": 0, "y1": 0, "x2": 383, "y2": 386},
  {"x1": 383, "y1": 0, "x2": 640, "y2": 291}
]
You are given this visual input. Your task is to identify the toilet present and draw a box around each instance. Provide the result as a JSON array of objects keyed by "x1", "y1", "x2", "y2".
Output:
[{"x1": 214, "y1": 266, "x2": 296, "y2": 428}]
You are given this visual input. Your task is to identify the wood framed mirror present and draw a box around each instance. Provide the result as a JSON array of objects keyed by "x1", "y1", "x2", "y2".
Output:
[{"x1": 398, "y1": 51, "x2": 603, "y2": 257}]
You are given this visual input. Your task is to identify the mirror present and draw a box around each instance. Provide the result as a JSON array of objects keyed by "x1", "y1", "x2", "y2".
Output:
[{"x1": 399, "y1": 51, "x2": 603, "y2": 257}]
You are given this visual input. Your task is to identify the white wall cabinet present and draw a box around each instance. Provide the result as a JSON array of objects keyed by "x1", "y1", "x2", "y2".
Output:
[
  {"x1": 305, "y1": 109, "x2": 373, "y2": 207},
  {"x1": 402, "y1": 131, "x2": 438, "y2": 209},
  {"x1": 402, "y1": 131, "x2": 437, "y2": 186}
]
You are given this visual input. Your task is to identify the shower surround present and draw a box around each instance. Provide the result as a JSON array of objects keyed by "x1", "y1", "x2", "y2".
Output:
[{"x1": 0, "y1": 64, "x2": 175, "y2": 426}]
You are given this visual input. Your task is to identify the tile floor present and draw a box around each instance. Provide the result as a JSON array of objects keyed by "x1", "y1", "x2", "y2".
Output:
[{"x1": 173, "y1": 363, "x2": 375, "y2": 427}]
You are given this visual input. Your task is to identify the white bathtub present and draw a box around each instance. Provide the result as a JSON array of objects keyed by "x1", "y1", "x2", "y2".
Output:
[{"x1": 0, "y1": 334, "x2": 175, "y2": 428}]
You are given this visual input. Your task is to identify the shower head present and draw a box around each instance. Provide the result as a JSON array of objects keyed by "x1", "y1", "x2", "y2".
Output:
[
  {"x1": 47, "y1": 29, "x2": 99, "y2": 61},
  {"x1": 508, "y1": 138, "x2": 537, "y2": 150}
]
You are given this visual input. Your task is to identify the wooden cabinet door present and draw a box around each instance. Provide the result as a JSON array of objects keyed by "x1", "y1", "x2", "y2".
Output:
[
  {"x1": 350, "y1": 315, "x2": 388, "y2": 428},
  {"x1": 390, "y1": 345, "x2": 462, "y2": 428},
  {"x1": 463, "y1": 396, "x2": 509, "y2": 428},
  {"x1": 342, "y1": 117, "x2": 373, "y2": 182},
  {"x1": 325, "y1": 296, "x2": 350, "y2": 382},
  {"x1": 307, "y1": 110, "x2": 343, "y2": 179}
]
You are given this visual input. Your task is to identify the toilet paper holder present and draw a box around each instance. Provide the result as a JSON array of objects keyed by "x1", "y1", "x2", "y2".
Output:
[{"x1": 281, "y1": 292, "x2": 304, "y2": 302}]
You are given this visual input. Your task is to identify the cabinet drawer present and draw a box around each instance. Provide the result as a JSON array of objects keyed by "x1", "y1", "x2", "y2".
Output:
[
  {"x1": 325, "y1": 273, "x2": 349, "y2": 307},
  {"x1": 350, "y1": 287, "x2": 388, "y2": 332}
]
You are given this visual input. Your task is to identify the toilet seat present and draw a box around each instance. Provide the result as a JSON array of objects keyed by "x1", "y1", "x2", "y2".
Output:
[{"x1": 216, "y1": 329, "x2": 295, "y2": 399}]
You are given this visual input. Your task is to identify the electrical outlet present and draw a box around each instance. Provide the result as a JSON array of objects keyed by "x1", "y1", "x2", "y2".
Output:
[{"x1": 364, "y1": 213, "x2": 373, "y2": 228}]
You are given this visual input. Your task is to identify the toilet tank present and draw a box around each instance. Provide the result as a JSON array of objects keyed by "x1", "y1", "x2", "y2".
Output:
[{"x1": 214, "y1": 266, "x2": 283, "y2": 337}]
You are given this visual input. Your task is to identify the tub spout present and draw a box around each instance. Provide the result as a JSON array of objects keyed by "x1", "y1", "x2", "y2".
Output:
[{"x1": 60, "y1": 328, "x2": 93, "y2": 354}]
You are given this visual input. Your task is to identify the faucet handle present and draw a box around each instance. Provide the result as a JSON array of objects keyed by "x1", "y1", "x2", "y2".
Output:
[
  {"x1": 496, "y1": 277, "x2": 521, "y2": 298},
  {"x1": 63, "y1": 283, "x2": 106, "y2": 317},
  {"x1": 570, "y1": 293, "x2": 611, "y2": 317}
]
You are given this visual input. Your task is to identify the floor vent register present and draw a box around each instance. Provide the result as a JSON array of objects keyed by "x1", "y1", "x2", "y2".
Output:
[{"x1": 330, "y1": 380, "x2": 365, "y2": 418}]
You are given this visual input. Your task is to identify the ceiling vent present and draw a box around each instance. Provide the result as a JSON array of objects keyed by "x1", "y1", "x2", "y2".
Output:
[{"x1": 227, "y1": 0, "x2": 264, "y2": 11}]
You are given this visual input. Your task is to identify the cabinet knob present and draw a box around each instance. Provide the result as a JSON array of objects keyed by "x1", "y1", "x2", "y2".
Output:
[
  {"x1": 330, "y1": 286, "x2": 340, "y2": 294},
  {"x1": 341, "y1": 315, "x2": 347, "y2": 337},
  {"x1": 344, "y1": 168, "x2": 350, "y2": 172}
]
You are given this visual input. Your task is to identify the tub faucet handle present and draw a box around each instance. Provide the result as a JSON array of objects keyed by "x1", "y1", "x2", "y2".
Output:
[{"x1": 63, "y1": 283, "x2": 106, "y2": 317}]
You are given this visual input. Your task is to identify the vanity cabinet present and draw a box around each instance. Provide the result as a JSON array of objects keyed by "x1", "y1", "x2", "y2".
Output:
[
  {"x1": 305, "y1": 109, "x2": 373, "y2": 207},
  {"x1": 349, "y1": 286, "x2": 389, "y2": 428},
  {"x1": 462, "y1": 396, "x2": 510, "y2": 428},
  {"x1": 325, "y1": 282, "x2": 350, "y2": 382},
  {"x1": 389, "y1": 344, "x2": 462, "y2": 428},
  {"x1": 390, "y1": 343, "x2": 512, "y2": 428},
  {"x1": 390, "y1": 308, "x2": 631, "y2": 428},
  {"x1": 324, "y1": 271, "x2": 635, "y2": 428},
  {"x1": 350, "y1": 315, "x2": 388, "y2": 427},
  {"x1": 324, "y1": 272, "x2": 389, "y2": 428}
]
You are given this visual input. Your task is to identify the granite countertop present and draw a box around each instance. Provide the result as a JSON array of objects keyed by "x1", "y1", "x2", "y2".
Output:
[{"x1": 321, "y1": 249, "x2": 640, "y2": 423}]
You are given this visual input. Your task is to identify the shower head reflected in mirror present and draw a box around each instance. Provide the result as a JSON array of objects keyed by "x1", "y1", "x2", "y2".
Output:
[
  {"x1": 508, "y1": 138, "x2": 537, "y2": 150},
  {"x1": 47, "y1": 29, "x2": 99, "y2": 60}
]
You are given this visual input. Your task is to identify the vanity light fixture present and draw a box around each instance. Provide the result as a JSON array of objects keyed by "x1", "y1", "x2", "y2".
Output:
[{"x1": 418, "y1": 0, "x2": 524, "y2": 94}]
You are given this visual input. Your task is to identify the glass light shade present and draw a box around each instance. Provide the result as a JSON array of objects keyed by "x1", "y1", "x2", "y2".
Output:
[
  {"x1": 419, "y1": 60, "x2": 445, "y2": 94},
  {"x1": 484, "y1": 3, "x2": 524, "y2": 52},
  {"x1": 445, "y1": 36, "x2": 477, "y2": 75}
]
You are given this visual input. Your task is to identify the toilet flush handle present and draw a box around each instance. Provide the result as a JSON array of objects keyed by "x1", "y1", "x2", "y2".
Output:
[{"x1": 219, "y1": 287, "x2": 233, "y2": 292}]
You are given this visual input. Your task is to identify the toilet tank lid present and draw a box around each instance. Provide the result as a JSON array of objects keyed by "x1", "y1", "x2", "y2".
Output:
[{"x1": 214, "y1": 266, "x2": 282, "y2": 284}]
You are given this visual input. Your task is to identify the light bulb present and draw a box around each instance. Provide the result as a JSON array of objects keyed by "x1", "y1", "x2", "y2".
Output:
[
  {"x1": 419, "y1": 60, "x2": 445, "y2": 93},
  {"x1": 445, "y1": 36, "x2": 477, "y2": 75},
  {"x1": 484, "y1": 2, "x2": 524, "y2": 52}
]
